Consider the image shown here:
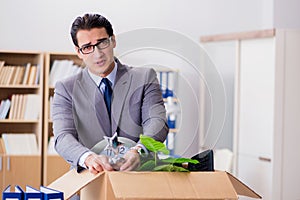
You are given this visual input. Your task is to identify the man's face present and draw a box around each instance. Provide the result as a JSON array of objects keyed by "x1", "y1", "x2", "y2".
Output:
[{"x1": 76, "y1": 27, "x2": 116, "y2": 77}]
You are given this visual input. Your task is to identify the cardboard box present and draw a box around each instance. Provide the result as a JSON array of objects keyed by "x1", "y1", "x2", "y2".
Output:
[{"x1": 48, "y1": 169, "x2": 261, "y2": 200}]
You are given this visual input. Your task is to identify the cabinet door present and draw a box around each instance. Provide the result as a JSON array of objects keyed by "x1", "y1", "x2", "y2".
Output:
[
  {"x1": 3, "y1": 155, "x2": 41, "y2": 189},
  {"x1": 46, "y1": 155, "x2": 70, "y2": 185},
  {"x1": 238, "y1": 38, "x2": 275, "y2": 158},
  {"x1": 0, "y1": 155, "x2": 4, "y2": 192},
  {"x1": 237, "y1": 155, "x2": 272, "y2": 200}
]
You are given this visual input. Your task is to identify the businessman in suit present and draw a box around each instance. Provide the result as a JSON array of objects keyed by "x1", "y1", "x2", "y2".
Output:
[{"x1": 52, "y1": 13, "x2": 168, "y2": 174}]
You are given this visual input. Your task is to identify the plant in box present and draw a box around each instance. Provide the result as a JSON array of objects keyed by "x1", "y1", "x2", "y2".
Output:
[{"x1": 138, "y1": 135, "x2": 199, "y2": 172}]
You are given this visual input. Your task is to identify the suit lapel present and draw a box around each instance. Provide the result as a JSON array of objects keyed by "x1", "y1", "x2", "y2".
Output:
[
  {"x1": 76, "y1": 69, "x2": 111, "y2": 136},
  {"x1": 111, "y1": 60, "x2": 132, "y2": 134}
]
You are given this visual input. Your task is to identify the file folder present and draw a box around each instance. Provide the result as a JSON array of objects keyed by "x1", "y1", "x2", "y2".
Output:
[
  {"x1": 24, "y1": 186, "x2": 42, "y2": 200},
  {"x1": 2, "y1": 185, "x2": 24, "y2": 200},
  {"x1": 40, "y1": 186, "x2": 63, "y2": 200}
]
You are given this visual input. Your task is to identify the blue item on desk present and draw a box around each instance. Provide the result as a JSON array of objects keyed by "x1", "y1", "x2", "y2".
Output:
[{"x1": 2, "y1": 185, "x2": 24, "y2": 200}]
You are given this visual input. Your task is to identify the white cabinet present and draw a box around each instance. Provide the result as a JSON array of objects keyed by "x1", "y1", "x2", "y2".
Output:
[
  {"x1": 238, "y1": 38, "x2": 274, "y2": 159},
  {"x1": 201, "y1": 29, "x2": 300, "y2": 200},
  {"x1": 236, "y1": 37, "x2": 275, "y2": 200},
  {"x1": 238, "y1": 155, "x2": 272, "y2": 200}
]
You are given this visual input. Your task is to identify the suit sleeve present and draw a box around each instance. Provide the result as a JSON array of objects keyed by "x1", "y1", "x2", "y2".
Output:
[
  {"x1": 52, "y1": 80, "x2": 90, "y2": 169},
  {"x1": 140, "y1": 68, "x2": 169, "y2": 142}
]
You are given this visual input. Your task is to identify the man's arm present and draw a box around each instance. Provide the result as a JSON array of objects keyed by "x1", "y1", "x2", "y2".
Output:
[
  {"x1": 52, "y1": 80, "x2": 90, "y2": 168},
  {"x1": 140, "y1": 68, "x2": 169, "y2": 142},
  {"x1": 119, "y1": 68, "x2": 169, "y2": 171},
  {"x1": 53, "y1": 80, "x2": 114, "y2": 173}
]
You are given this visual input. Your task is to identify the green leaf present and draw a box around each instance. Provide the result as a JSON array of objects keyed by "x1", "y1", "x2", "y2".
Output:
[
  {"x1": 140, "y1": 135, "x2": 169, "y2": 155},
  {"x1": 161, "y1": 157, "x2": 199, "y2": 164},
  {"x1": 138, "y1": 160, "x2": 156, "y2": 171},
  {"x1": 154, "y1": 164, "x2": 189, "y2": 172}
]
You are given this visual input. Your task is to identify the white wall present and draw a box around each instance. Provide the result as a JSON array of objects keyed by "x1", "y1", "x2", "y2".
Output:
[
  {"x1": 274, "y1": 0, "x2": 300, "y2": 29},
  {"x1": 0, "y1": 0, "x2": 273, "y2": 52},
  {"x1": 0, "y1": 0, "x2": 275, "y2": 155}
]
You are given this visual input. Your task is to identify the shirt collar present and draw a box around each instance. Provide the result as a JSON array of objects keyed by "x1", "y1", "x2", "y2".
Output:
[{"x1": 88, "y1": 61, "x2": 117, "y2": 88}]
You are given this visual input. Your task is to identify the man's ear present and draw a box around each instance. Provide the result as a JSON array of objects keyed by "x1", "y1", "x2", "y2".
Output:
[
  {"x1": 111, "y1": 35, "x2": 116, "y2": 48},
  {"x1": 75, "y1": 47, "x2": 83, "y2": 59}
]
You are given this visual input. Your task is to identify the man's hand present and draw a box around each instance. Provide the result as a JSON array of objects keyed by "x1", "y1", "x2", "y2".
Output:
[
  {"x1": 84, "y1": 153, "x2": 113, "y2": 174},
  {"x1": 119, "y1": 148, "x2": 140, "y2": 171}
]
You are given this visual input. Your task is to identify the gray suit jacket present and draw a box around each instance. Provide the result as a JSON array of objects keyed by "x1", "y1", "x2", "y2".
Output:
[{"x1": 52, "y1": 58, "x2": 168, "y2": 168}]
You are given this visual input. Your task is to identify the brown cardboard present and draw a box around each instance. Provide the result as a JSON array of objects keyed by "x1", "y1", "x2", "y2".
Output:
[{"x1": 48, "y1": 169, "x2": 261, "y2": 200}]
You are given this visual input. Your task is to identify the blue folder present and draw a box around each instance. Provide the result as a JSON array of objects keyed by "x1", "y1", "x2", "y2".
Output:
[
  {"x1": 24, "y1": 185, "x2": 43, "y2": 200},
  {"x1": 40, "y1": 186, "x2": 63, "y2": 200},
  {"x1": 2, "y1": 185, "x2": 24, "y2": 200}
]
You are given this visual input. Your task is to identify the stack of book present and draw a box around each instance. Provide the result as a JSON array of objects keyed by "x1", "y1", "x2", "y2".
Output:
[
  {"x1": 1, "y1": 133, "x2": 39, "y2": 155},
  {"x1": 2, "y1": 185, "x2": 63, "y2": 200},
  {"x1": 6, "y1": 94, "x2": 40, "y2": 120},
  {"x1": 49, "y1": 60, "x2": 82, "y2": 87},
  {"x1": 0, "y1": 62, "x2": 39, "y2": 85}
]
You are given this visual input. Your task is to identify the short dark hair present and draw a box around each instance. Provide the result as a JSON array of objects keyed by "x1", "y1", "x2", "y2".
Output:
[{"x1": 70, "y1": 13, "x2": 114, "y2": 47}]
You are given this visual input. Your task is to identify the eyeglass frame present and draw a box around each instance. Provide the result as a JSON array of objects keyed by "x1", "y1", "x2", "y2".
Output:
[{"x1": 78, "y1": 37, "x2": 112, "y2": 55}]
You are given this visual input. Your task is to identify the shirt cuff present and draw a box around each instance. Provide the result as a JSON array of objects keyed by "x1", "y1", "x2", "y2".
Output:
[
  {"x1": 135, "y1": 143, "x2": 149, "y2": 155},
  {"x1": 78, "y1": 151, "x2": 93, "y2": 168}
]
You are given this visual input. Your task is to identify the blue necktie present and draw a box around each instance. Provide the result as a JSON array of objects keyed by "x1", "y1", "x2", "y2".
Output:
[{"x1": 101, "y1": 78, "x2": 113, "y2": 116}]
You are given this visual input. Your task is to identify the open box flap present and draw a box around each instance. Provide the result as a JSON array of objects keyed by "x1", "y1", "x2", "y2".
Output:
[
  {"x1": 47, "y1": 170, "x2": 261, "y2": 200},
  {"x1": 107, "y1": 171, "x2": 239, "y2": 199},
  {"x1": 48, "y1": 169, "x2": 104, "y2": 199},
  {"x1": 226, "y1": 172, "x2": 262, "y2": 199}
]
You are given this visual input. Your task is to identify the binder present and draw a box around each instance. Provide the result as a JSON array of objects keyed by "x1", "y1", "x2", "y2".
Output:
[
  {"x1": 40, "y1": 186, "x2": 63, "y2": 200},
  {"x1": 2, "y1": 185, "x2": 24, "y2": 200},
  {"x1": 24, "y1": 185, "x2": 43, "y2": 200}
]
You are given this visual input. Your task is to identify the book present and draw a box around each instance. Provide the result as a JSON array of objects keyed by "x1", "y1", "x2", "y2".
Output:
[
  {"x1": 0, "y1": 61, "x2": 5, "y2": 84},
  {"x1": 2, "y1": 133, "x2": 39, "y2": 155},
  {"x1": 23, "y1": 94, "x2": 40, "y2": 120},
  {"x1": 24, "y1": 185, "x2": 43, "y2": 200},
  {"x1": 22, "y1": 63, "x2": 31, "y2": 85},
  {"x1": 0, "y1": 100, "x2": 4, "y2": 118},
  {"x1": 6, "y1": 66, "x2": 15, "y2": 85},
  {"x1": 2, "y1": 185, "x2": 24, "y2": 200},
  {"x1": 0, "y1": 99, "x2": 11, "y2": 119},
  {"x1": 15, "y1": 66, "x2": 26, "y2": 85},
  {"x1": 16, "y1": 94, "x2": 23, "y2": 119},
  {"x1": 0, "y1": 60, "x2": 4, "y2": 68},
  {"x1": 11, "y1": 66, "x2": 21, "y2": 85},
  {"x1": 19, "y1": 95, "x2": 27, "y2": 119},
  {"x1": 27, "y1": 65, "x2": 37, "y2": 85},
  {"x1": 40, "y1": 186, "x2": 63, "y2": 200},
  {"x1": 12, "y1": 94, "x2": 20, "y2": 119},
  {"x1": 8, "y1": 94, "x2": 16, "y2": 119},
  {"x1": 34, "y1": 64, "x2": 40, "y2": 84},
  {"x1": 1, "y1": 67, "x2": 9, "y2": 84}
]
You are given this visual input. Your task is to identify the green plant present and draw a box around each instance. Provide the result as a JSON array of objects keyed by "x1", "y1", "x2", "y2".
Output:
[{"x1": 138, "y1": 135, "x2": 199, "y2": 172}]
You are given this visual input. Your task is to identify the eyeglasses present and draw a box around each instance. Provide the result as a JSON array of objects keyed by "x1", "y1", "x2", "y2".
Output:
[{"x1": 78, "y1": 37, "x2": 112, "y2": 55}]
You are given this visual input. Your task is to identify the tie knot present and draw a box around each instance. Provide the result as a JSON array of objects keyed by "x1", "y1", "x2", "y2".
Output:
[{"x1": 101, "y1": 78, "x2": 111, "y2": 88}]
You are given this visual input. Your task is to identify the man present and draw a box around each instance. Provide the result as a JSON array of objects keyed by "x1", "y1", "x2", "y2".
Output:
[{"x1": 52, "y1": 13, "x2": 168, "y2": 174}]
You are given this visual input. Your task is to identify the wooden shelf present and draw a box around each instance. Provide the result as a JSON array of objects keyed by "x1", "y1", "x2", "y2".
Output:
[
  {"x1": 0, "y1": 50, "x2": 44, "y2": 190},
  {"x1": 0, "y1": 119, "x2": 39, "y2": 123},
  {"x1": 200, "y1": 29, "x2": 275, "y2": 43},
  {"x1": 0, "y1": 85, "x2": 40, "y2": 89},
  {"x1": 43, "y1": 52, "x2": 80, "y2": 185}
]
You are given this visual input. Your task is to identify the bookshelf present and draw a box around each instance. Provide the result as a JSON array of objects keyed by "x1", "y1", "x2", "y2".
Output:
[
  {"x1": 0, "y1": 50, "x2": 43, "y2": 191},
  {"x1": 43, "y1": 52, "x2": 84, "y2": 185},
  {"x1": 0, "y1": 50, "x2": 181, "y2": 188},
  {"x1": 154, "y1": 67, "x2": 180, "y2": 155}
]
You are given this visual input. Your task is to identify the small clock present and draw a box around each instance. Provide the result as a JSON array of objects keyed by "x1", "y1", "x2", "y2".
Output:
[{"x1": 90, "y1": 133, "x2": 137, "y2": 170}]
